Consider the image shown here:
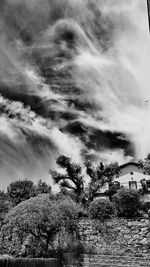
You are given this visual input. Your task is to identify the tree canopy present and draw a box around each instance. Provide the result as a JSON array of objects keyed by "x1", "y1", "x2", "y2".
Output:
[
  {"x1": 50, "y1": 155, "x2": 84, "y2": 202},
  {"x1": 138, "y1": 153, "x2": 150, "y2": 175},
  {"x1": 1, "y1": 194, "x2": 80, "y2": 257},
  {"x1": 50, "y1": 155, "x2": 119, "y2": 204},
  {"x1": 0, "y1": 191, "x2": 9, "y2": 225},
  {"x1": 113, "y1": 188, "x2": 142, "y2": 218},
  {"x1": 85, "y1": 161, "x2": 119, "y2": 202},
  {"x1": 36, "y1": 179, "x2": 52, "y2": 195},
  {"x1": 7, "y1": 180, "x2": 36, "y2": 206},
  {"x1": 7, "y1": 179, "x2": 52, "y2": 207}
]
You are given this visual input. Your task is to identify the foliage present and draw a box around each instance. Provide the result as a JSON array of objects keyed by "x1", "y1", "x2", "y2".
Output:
[
  {"x1": 1, "y1": 194, "x2": 80, "y2": 257},
  {"x1": 36, "y1": 179, "x2": 51, "y2": 195},
  {"x1": 88, "y1": 198, "x2": 115, "y2": 220},
  {"x1": 140, "y1": 202, "x2": 150, "y2": 213},
  {"x1": 138, "y1": 153, "x2": 150, "y2": 175},
  {"x1": 50, "y1": 155, "x2": 119, "y2": 204},
  {"x1": 7, "y1": 179, "x2": 52, "y2": 207},
  {"x1": 85, "y1": 161, "x2": 119, "y2": 202},
  {"x1": 139, "y1": 179, "x2": 148, "y2": 195},
  {"x1": 58, "y1": 187, "x2": 80, "y2": 204},
  {"x1": 56, "y1": 233, "x2": 84, "y2": 258},
  {"x1": 106, "y1": 182, "x2": 120, "y2": 201},
  {"x1": 50, "y1": 155, "x2": 84, "y2": 202},
  {"x1": 113, "y1": 188, "x2": 142, "y2": 218},
  {"x1": 0, "y1": 191, "x2": 10, "y2": 225},
  {"x1": 7, "y1": 180, "x2": 36, "y2": 206}
]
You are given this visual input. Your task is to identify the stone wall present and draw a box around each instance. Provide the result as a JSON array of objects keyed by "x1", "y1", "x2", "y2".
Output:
[{"x1": 78, "y1": 218, "x2": 150, "y2": 255}]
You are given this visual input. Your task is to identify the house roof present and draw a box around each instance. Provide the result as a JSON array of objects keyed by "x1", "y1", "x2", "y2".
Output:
[{"x1": 119, "y1": 162, "x2": 140, "y2": 170}]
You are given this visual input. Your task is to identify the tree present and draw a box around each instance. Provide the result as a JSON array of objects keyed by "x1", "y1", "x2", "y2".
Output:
[
  {"x1": 113, "y1": 188, "x2": 142, "y2": 218},
  {"x1": 0, "y1": 191, "x2": 10, "y2": 225},
  {"x1": 50, "y1": 155, "x2": 84, "y2": 202},
  {"x1": 138, "y1": 153, "x2": 150, "y2": 175},
  {"x1": 50, "y1": 155, "x2": 119, "y2": 204},
  {"x1": 35, "y1": 179, "x2": 51, "y2": 195},
  {"x1": 85, "y1": 161, "x2": 119, "y2": 202},
  {"x1": 1, "y1": 194, "x2": 80, "y2": 257},
  {"x1": 7, "y1": 180, "x2": 36, "y2": 206}
]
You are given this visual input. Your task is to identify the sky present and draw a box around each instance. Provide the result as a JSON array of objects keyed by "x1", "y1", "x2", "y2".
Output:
[{"x1": 0, "y1": 0, "x2": 149, "y2": 189}]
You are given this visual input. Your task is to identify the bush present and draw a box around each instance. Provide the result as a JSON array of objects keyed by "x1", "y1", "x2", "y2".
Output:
[
  {"x1": 113, "y1": 188, "x2": 142, "y2": 218},
  {"x1": 140, "y1": 202, "x2": 150, "y2": 213},
  {"x1": 88, "y1": 198, "x2": 115, "y2": 220},
  {"x1": 1, "y1": 194, "x2": 81, "y2": 257}
]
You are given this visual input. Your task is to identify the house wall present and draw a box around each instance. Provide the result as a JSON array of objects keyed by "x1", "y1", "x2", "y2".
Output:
[
  {"x1": 98, "y1": 164, "x2": 150, "y2": 200},
  {"x1": 118, "y1": 165, "x2": 143, "y2": 177},
  {"x1": 111, "y1": 164, "x2": 150, "y2": 190},
  {"x1": 114, "y1": 171, "x2": 150, "y2": 190}
]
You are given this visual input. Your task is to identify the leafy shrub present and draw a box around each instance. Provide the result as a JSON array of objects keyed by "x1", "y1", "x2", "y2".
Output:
[
  {"x1": 113, "y1": 188, "x2": 142, "y2": 218},
  {"x1": 62, "y1": 239, "x2": 84, "y2": 255},
  {"x1": 140, "y1": 202, "x2": 150, "y2": 212},
  {"x1": 88, "y1": 198, "x2": 115, "y2": 220},
  {"x1": 1, "y1": 194, "x2": 81, "y2": 257},
  {"x1": 106, "y1": 182, "x2": 120, "y2": 201}
]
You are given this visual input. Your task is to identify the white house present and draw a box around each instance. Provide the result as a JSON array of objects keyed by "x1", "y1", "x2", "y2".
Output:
[
  {"x1": 111, "y1": 162, "x2": 150, "y2": 202},
  {"x1": 113, "y1": 162, "x2": 148, "y2": 189},
  {"x1": 98, "y1": 162, "x2": 150, "y2": 202}
]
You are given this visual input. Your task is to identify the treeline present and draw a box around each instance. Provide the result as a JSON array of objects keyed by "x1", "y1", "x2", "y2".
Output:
[{"x1": 0, "y1": 179, "x2": 52, "y2": 223}]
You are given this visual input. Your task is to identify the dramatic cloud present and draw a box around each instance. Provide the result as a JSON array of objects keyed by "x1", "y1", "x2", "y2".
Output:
[{"x1": 0, "y1": 0, "x2": 149, "y2": 188}]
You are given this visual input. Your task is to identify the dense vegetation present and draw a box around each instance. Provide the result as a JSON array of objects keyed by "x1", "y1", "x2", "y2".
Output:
[
  {"x1": 88, "y1": 198, "x2": 115, "y2": 220},
  {"x1": 113, "y1": 188, "x2": 142, "y2": 218},
  {"x1": 1, "y1": 194, "x2": 80, "y2": 257},
  {"x1": 0, "y1": 154, "x2": 149, "y2": 258}
]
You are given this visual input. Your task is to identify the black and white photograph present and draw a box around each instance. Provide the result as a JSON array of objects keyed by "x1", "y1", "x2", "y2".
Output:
[{"x1": 0, "y1": 0, "x2": 150, "y2": 266}]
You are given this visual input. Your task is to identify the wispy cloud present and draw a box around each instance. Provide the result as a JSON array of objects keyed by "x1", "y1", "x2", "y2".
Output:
[{"x1": 0, "y1": 0, "x2": 149, "y2": 188}]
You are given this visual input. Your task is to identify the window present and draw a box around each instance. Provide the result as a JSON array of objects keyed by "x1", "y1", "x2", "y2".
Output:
[
  {"x1": 146, "y1": 180, "x2": 150, "y2": 189},
  {"x1": 130, "y1": 172, "x2": 133, "y2": 175},
  {"x1": 129, "y1": 181, "x2": 137, "y2": 189}
]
